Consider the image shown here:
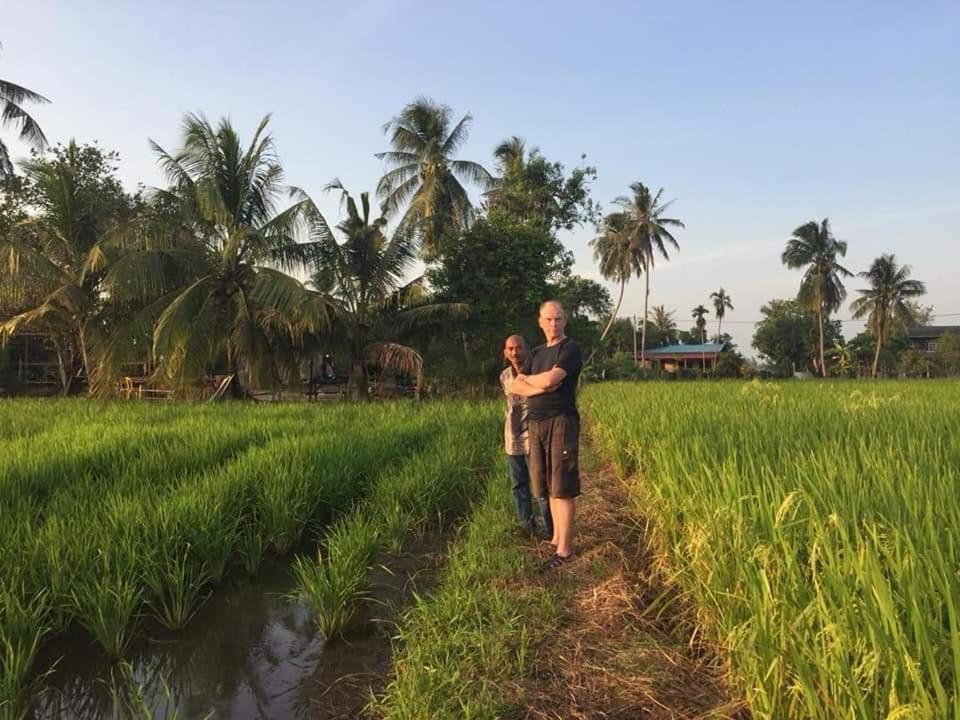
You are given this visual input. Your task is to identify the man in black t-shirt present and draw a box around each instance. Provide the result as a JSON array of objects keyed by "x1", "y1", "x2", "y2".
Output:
[{"x1": 510, "y1": 300, "x2": 582, "y2": 571}]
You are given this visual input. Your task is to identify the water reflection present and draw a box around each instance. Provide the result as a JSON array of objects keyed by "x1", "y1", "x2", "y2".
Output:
[{"x1": 30, "y1": 554, "x2": 325, "y2": 720}]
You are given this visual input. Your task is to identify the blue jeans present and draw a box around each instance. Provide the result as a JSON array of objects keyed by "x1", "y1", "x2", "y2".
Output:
[{"x1": 506, "y1": 454, "x2": 553, "y2": 537}]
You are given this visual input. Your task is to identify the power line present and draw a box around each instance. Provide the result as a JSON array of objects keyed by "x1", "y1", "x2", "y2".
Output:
[{"x1": 713, "y1": 312, "x2": 960, "y2": 326}]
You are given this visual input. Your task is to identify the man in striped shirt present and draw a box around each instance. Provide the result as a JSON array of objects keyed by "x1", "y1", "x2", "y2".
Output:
[{"x1": 501, "y1": 334, "x2": 554, "y2": 539}]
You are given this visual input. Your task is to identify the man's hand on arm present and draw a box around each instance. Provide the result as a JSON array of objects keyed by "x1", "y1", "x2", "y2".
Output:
[{"x1": 519, "y1": 365, "x2": 567, "y2": 390}]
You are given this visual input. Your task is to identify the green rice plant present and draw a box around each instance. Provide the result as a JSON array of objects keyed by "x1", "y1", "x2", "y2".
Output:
[
  {"x1": 0, "y1": 583, "x2": 51, "y2": 720},
  {"x1": 374, "y1": 446, "x2": 552, "y2": 720},
  {"x1": 142, "y1": 546, "x2": 208, "y2": 632},
  {"x1": 583, "y1": 380, "x2": 960, "y2": 719},
  {"x1": 292, "y1": 514, "x2": 381, "y2": 639},
  {"x1": 66, "y1": 521, "x2": 143, "y2": 658}
]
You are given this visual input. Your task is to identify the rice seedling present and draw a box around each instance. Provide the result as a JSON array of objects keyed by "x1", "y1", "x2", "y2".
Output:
[
  {"x1": 0, "y1": 583, "x2": 51, "y2": 720},
  {"x1": 0, "y1": 398, "x2": 466, "y2": 712},
  {"x1": 293, "y1": 514, "x2": 381, "y2": 639}
]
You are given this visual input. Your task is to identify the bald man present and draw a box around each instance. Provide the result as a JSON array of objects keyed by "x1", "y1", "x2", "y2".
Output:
[
  {"x1": 510, "y1": 301, "x2": 583, "y2": 570},
  {"x1": 500, "y1": 334, "x2": 554, "y2": 539}
]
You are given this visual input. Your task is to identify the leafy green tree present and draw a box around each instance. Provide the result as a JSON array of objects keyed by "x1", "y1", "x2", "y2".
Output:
[
  {"x1": 691, "y1": 304, "x2": 709, "y2": 343},
  {"x1": 710, "y1": 288, "x2": 733, "y2": 338},
  {"x1": 781, "y1": 218, "x2": 852, "y2": 376},
  {"x1": 0, "y1": 44, "x2": 50, "y2": 177},
  {"x1": 428, "y1": 210, "x2": 571, "y2": 359},
  {"x1": 752, "y1": 299, "x2": 842, "y2": 376},
  {"x1": 486, "y1": 137, "x2": 599, "y2": 233},
  {"x1": 308, "y1": 181, "x2": 464, "y2": 397},
  {"x1": 376, "y1": 97, "x2": 493, "y2": 261},
  {"x1": 100, "y1": 114, "x2": 329, "y2": 395},
  {"x1": 612, "y1": 182, "x2": 683, "y2": 363},
  {"x1": 936, "y1": 332, "x2": 960, "y2": 376},
  {"x1": 714, "y1": 347, "x2": 746, "y2": 378},
  {"x1": 0, "y1": 142, "x2": 135, "y2": 391},
  {"x1": 899, "y1": 347, "x2": 933, "y2": 378},
  {"x1": 851, "y1": 254, "x2": 926, "y2": 378}
]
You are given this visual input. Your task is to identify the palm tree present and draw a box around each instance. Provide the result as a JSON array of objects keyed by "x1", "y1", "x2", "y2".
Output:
[
  {"x1": 308, "y1": 180, "x2": 466, "y2": 397},
  {"x1": 710, "y1": 288, "x2": 733, "y2": 339},
  {"x1": 376, "y1": 97, "x2": 493, "y2": 260},
  {"x1": 590, "y1": 212, "x2": 640, "y2": 347},
  {"x1": 649, "y1": 305, "x2": 677, "y2": 345},
  {"x1": 851, "y1": 254, "x2": 926, "y2": 378},
  {"x1": 0, "y1": 142, "x2": 127, "y2": 391},
  {"x1": 692, "y1": 304, "x2": 710, "y2": 372},
  {"x1": 1, "y1": 44, "x2": 50, "y2": 177},
  {"x1": 100, "y1": 113, "x2": 330, "y2": 395},
  {"x1": 613, "y1": 182, "x2": 684, "y2": 365},
  {"x1": 781, "y1": 218, "x2": 852, "y2": 377},
  {"x1": 692, "y1": 304, "x2": 709, "y2": 343}
]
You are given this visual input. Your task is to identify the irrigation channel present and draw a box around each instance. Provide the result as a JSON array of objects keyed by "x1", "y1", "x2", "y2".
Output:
[
  {"x1": 28, "y1": 529, "x2": 450, "y2": 719},
  {"x1": 1, "y1": 400, "x2": 501, "y2": 720}
]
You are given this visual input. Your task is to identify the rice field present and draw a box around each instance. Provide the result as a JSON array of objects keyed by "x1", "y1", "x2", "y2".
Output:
[
  {"x1": 584, "y1": 380, "x2": 960, "y2": 719},
  {"x1": 0, "y1": 399, "x2": 500, "y2": 719}
]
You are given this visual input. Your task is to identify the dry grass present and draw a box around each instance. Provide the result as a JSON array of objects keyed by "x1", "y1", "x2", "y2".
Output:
[{"x1": 506, "y1": 455, "x2": 748, "y2": 720}]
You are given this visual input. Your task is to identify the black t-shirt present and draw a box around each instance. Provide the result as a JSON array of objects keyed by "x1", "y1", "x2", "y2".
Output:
[{"x1": 524, "y1": 338, "x2": 582, "y2": 420}]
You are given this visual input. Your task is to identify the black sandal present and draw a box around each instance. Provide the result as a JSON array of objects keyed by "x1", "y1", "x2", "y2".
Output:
[{"x1": 539, "y1": 552, "x2": 573, "y2": 572}]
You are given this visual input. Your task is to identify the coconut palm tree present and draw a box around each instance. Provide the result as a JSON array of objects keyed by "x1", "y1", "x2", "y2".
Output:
[
  {"x1": 710, "y1": 288, "x2": 734, "y2": 339},
  {"x1": 613, "y1": 182, "x2": 684, "y2": 365},
  {"x1": 851, "y1": 254, "x2": 926, "y2": 378},
  {"x1": 376, "y1": 97, "x2": 493, "y2": 261},
  {"x1": 99, "y1": 113, "x2": 331, "y2": 395},
  {"x1": 692, "y1": 304, "x2": 709, "y2": 343},
  {"x1": 307, "y1": 180, "x2": 467, "y2": 398},
  {"x1": 1, "y1": 44, "x2": 50, "y2": 177},
  {"x1": 649, "y1": 305, "x2": 678, "y2": 345},
  {"x1": 0, "y1": 142, "x2": 130, "y2": 391},
  {"x1": 781, "y1": 218, "x2": 852, "y2": 377},
  {"x1": 590, "y1": 212, "x2": 640, "y2": 345}
]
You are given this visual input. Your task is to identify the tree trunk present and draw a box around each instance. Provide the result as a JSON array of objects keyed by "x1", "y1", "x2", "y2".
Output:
[
  {"x1": 717, "y1": 316, "x2": 722, "y2": 342},
  {"x1": 76, "y1": 319, "x2": 92, "y2": 394},
  {"x1": 350, "y1": 339, "x2": 369, "y2": 401},
  {"x1": 599, "y1": 278, "x2": 625, "y2": 344},
  {"x1": 640, "y1": 270, "x2": 650, "y2": 366},
  {"x1": 871, "y1": 326, "x2": 883, "y2": 379},
  {"x1": 817, "y1": 306, "x2": 828, "y2": 377}
]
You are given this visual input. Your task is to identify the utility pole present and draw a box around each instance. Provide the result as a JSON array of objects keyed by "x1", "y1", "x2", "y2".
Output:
[{"x1": 633, "y1": 315, "x2": 639, "y2": 366}]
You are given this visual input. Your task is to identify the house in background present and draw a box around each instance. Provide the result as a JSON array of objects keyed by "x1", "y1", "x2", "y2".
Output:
[
  {"x1": 906, "y1": 326, "x2": 960, "y2": 354},
  {"x1": 640, "y1": 342, "x2": 725, "y2": 372}
]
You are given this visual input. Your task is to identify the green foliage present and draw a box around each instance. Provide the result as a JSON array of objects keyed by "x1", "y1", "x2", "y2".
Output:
[
  {"x1": 752, "y1": 298, "x2": 843, "y2": 376},
  {"x1": 0, "y1": 400, "x2": 450, "y2": 709},
  {"x1": 428, "y1": 211, "x2": 571, "y2": 355},
  {"x1": 376, "y1": 97, "x2": 493, "y2": 261},
  {"x1": 374, "y1": 447, "x2": 553, "y2": 720},
  {"x1": 851, "y1": 254, "x2": 927, "y2": 377},
  {"x1": 936, "y1": 332, "x2": 960, "y2": 375},
  {"x1": 487, "y1": 137, "x2": 600, "y2": 233},
  {"x1": 0, "y1": 51, "x2": 50, "y2": 177},
  {"x1": 781, "y1": 218, "x2": 853, "y2": 375}
]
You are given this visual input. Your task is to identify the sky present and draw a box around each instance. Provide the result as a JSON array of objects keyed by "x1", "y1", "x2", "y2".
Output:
[{"x1": 2, "y1": 0, "x2": 958, "y2": 354}]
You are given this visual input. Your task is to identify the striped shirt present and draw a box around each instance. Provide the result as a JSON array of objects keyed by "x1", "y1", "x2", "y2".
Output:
[{"x1": 500, "y1": 366, "x2": 529, "y2": 456}]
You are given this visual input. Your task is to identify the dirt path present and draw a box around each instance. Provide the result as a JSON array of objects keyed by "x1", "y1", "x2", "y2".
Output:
[{"x1": 508, "y1": 443, "x2": 746, "y2": 720}]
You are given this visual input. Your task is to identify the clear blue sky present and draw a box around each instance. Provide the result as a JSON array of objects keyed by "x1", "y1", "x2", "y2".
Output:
[{"x1": 3, "y1": 0, "x2": 958, "y2": 353}]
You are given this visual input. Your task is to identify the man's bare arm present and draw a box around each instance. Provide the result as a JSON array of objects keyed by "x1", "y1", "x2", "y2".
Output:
[
  {"x1": 517, "y1": 366, "x2": 567, "y2": 389},
  {"x1": 511, "y1": 377, "x2": 559, "y2": 397}
]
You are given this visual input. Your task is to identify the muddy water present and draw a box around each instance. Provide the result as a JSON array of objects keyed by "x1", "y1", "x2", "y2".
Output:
[{"x1": 27, "y1": 536, "x2": 446, "y2": 720}]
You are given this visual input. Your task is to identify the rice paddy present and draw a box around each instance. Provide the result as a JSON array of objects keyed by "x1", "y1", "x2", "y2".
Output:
[
  {"x1": 0, "y1": 399, "x2": 500, "y2": 719},
  {"x1": 584, "y1": 380, "x2": 960, "y2": 719},
  {"x1": 4, "y1": 381, "x2": 959, "y2": 719}
]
